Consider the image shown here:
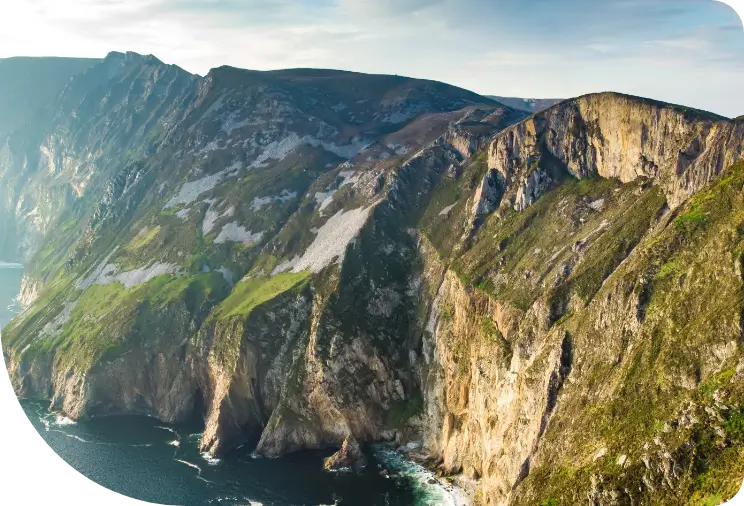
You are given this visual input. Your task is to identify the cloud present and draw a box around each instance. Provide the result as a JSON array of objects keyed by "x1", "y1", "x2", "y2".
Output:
[
  {"x1": 336, "y1": 0, "x2": 446, "y2": 16},
  {"x1": 156, "y1": 0, "x2": 327, "y2": 27},
  {"x1": 0, "y1": 0, "x2": 743, "y2": 116}
]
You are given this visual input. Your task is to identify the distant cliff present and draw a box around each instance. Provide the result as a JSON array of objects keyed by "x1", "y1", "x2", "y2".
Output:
[{"x1": 488, "y1": 96, "x2": 563, "y2": 114}]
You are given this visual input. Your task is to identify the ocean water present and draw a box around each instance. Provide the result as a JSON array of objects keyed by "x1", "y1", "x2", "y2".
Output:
[{"x1": 1, "y1": 267, "x2": 464, "y2": 506}]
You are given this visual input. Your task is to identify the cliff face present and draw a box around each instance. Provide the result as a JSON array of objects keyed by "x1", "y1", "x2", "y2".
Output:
[
  {"x1": 488, "y1": 93, "x2": 744, "y2": 212},
  {"x1": 415, "y1": 94, "x2": 744, "y2": 504},
  {"x1": 0, "y1": 52, "x2": 197, "y2": 261},
  {"x1": 3, "y1": 54, "x2": 744, "y2": 506},
  {"x1": 0, "y1": 57, "x2": 97, "y2": 138}
]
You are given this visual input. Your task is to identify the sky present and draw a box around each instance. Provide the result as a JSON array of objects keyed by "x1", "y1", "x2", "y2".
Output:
[{"x1": 1, "y1": 0, "x2": 743, "y2": 117}]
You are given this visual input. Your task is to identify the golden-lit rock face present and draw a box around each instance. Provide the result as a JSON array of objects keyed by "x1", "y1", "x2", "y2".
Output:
[{"x1": 489, "y1": 92, "x2": 744, "y2": 211}]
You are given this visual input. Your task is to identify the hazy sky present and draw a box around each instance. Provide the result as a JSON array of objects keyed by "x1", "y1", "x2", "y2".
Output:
[{"x1": 1, "y1": 0, "x2": 743, "y2": 117}]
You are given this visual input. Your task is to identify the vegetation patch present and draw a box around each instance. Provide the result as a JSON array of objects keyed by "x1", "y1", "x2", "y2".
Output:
[
  {"x1": 451, "y1": 175, "x2": 663, "y2": 310},
  {"x1": 127, "y1": 225, "x2": 161, "y2": 251},
  {"x1": 216, "y1": 271, "x2": 311, "y2": 319},
  {"x1": 700, "y1": 368, "x2": 736, "y2": 398},
  {"x1": 385, "y1": 392, "x2": 424, "y2": 430},
  {"x1": 482, "y1": 316, "x2": 512, "y2": 365}
]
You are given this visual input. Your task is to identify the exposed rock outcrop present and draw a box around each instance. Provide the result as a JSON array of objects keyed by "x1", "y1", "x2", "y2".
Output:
[
  {"x1": 417, "y1": 243, "x2": 572, "y2": 504},
  {"x1": 18, "y1": 275, "x2": 41, "y2": 309},
  {"x1": 487, "y1": 93, "x2": 744, "y2": 213},
  {"x1": 323, "y1": 435, "x2": 368, "y2": 471}
]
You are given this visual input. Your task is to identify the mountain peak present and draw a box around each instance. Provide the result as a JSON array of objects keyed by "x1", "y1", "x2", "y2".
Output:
[{"x1": 104, "y1": 50, "x2": 165, "y2": 67}]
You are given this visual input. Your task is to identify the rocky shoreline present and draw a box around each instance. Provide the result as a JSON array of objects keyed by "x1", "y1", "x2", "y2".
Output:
[
  {"x1": 372, "y1": 443, "x2": 473, "y2": 506},
  {"x1": 319, "y1": 431, "x2": 473, "y2": 505}
]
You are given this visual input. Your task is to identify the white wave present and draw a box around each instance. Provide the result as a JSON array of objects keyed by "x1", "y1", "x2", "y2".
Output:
[
  {"x1": 167, "y1": 440, "x2": 180, "y2": 447},
  {"x1": 64, "y1": 434, "x2": 89, "y2": 443},
  {"x1": 175, "y1": 459, "x2": 214, "y2": 484},
  {"x1": 325, "y1": 466, "x2": 352, "y2": 474},
  {"x1": 200, "y1": 452, "x2": 222, "y2": 466},
  {"x1": 374, "y1": 447, "x2": 470, "y2": 506},
  {"x1": 212, "y1": 496, "x2": 263, "y2": 505},
  {"x1": 212, "y1": 496, "x2": 233, "y2": 502},
  {"x1": 54, "y1": 414, "x2": 77, "y2": 426},
  {"x1": 155, "y1": 426, "x2": 177, "y2": 435},
  {"x1": 0, "y1": 262, "x2": 23, "y2": 269},
  {"x1": 175, "y1": 459, "x2": 201, "y2": 472}
]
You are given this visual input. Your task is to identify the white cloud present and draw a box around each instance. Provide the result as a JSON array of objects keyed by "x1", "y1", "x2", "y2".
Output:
[
  {"x1": 0, "y1": 0, "x2": 743, "y2": 116},
  {"x1": 336, "y1": 0, "x2": 446, "y2": 16}
]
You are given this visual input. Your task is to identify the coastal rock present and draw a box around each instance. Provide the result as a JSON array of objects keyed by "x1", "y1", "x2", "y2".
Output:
[{"x1": 323, "y1": 436, "x2": 367, "y2": 471}]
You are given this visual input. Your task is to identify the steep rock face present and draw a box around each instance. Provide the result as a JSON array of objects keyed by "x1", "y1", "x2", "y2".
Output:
[
  {"x1": 444, "y1": 107, "x2": 524, "y2": 159},
  {"x1": 18, "y1": 274, "x2": 41, "y2": 309},
  {"x1": 7, "y1": 275, "x2": 221, "y2": 423},
  {"x1": 486, "y1": 93, "x2": 744, "y2": 214},
  {"x1": 0, "y1": 52, "x2": 197, "y2": 261},
  {"x1": 506, "y1": 166, "x2": 744, "y2": 505},
  {"x1": 194, "y1": 287, "x2": 314, "y2": 455},
  {"x1": 252, "y1": 131, "x2": 497, "y2": 457},
  {"x1": 416, "y1": 236, "x2": 574, "y2": 505},
  {"x1": 419, "y1": 147, "x2": 744, "y2": 504},
  {"x1": 464, "y1": 169, "x2": 504, "y2": 235}
]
